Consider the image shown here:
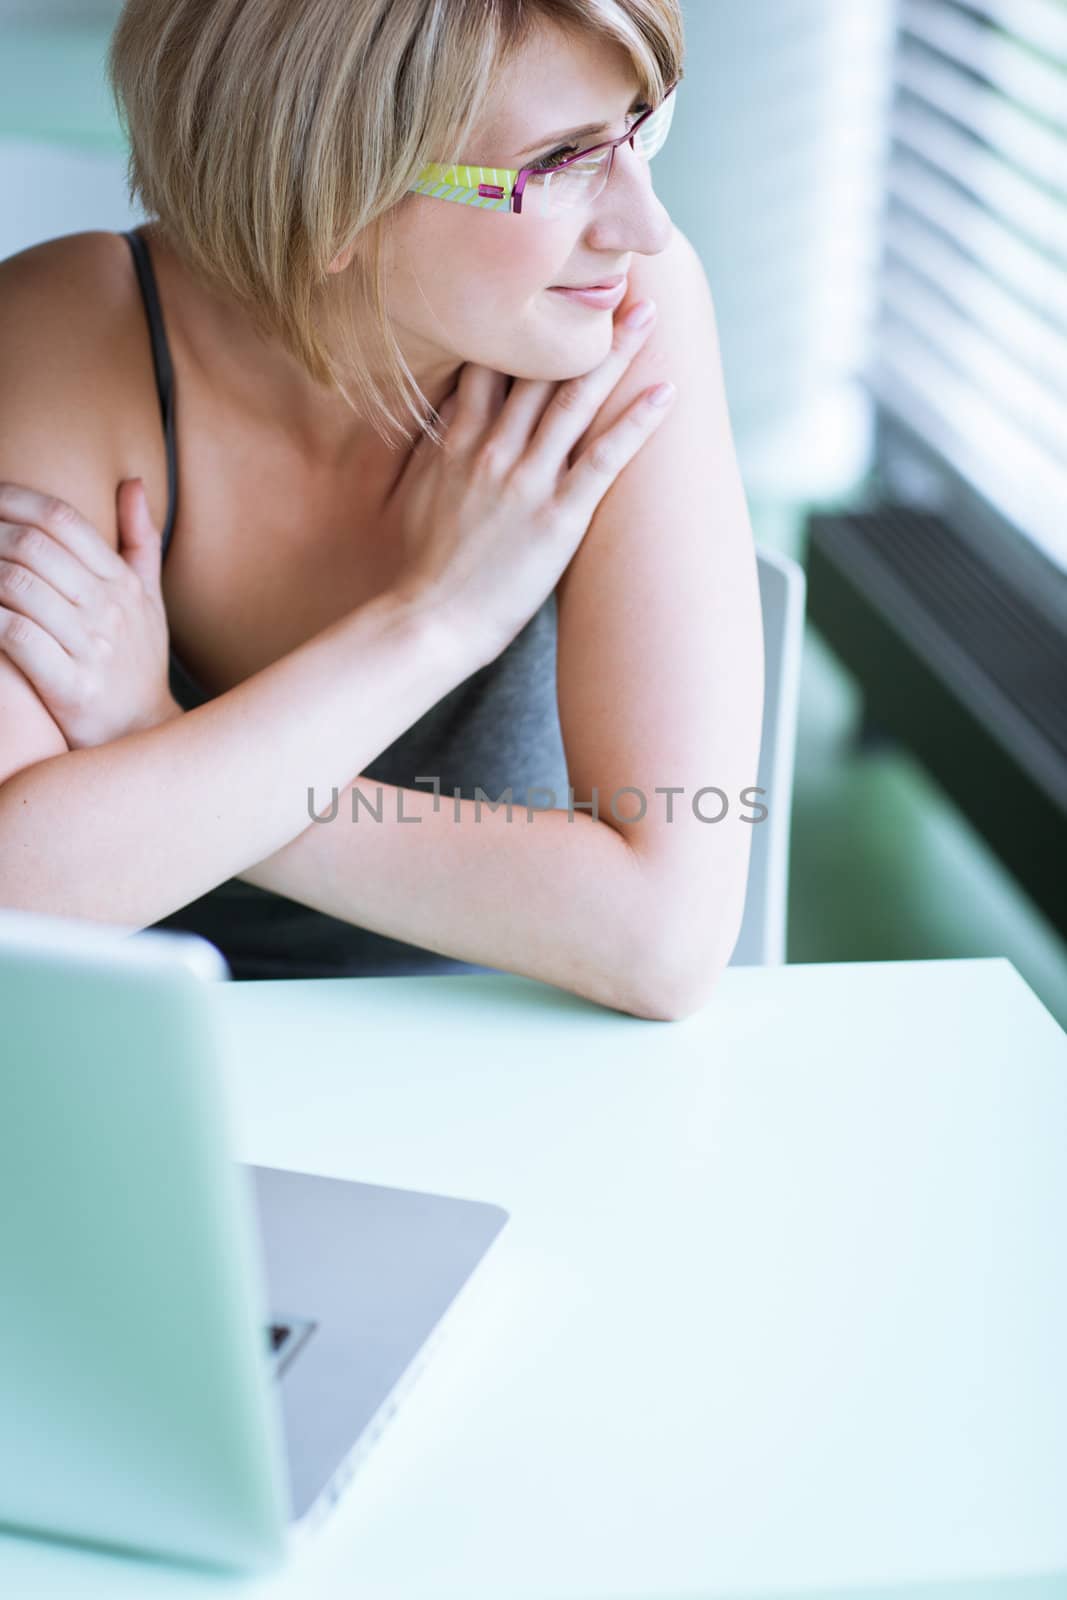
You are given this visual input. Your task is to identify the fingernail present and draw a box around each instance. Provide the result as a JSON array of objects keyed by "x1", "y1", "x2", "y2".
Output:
[
  {"x1": 625, "y1": 299, "x2": 656, "y2": 329},
  {"x1": 647, "y1": 381, "x2": 675, "y2": 406}
]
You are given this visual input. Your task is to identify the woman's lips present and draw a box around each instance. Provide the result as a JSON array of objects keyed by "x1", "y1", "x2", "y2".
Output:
[{"x1": 548, "y1": 278, "x2": 628, "y2": 310}]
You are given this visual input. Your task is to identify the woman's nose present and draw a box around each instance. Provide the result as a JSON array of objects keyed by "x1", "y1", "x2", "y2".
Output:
[{"x1": 587, "y1": 142, "x2": 673, "y2": 257}]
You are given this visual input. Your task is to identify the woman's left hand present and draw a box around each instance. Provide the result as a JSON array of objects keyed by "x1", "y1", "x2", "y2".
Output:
[{"x1": 0, "y1": 478, "x2": 180, "y2": 750}]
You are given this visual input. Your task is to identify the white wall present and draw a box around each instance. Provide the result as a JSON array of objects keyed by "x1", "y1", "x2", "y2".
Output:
[
  {"x1": 656, "y1": 0, "x2": 898, "y2": 503},
  {"x1": 0, "y1": 143, "x2": 142, "y2": 263}
]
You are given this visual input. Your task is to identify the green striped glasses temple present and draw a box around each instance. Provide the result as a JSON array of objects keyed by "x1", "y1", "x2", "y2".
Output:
[{"x1": 407, "y1": 83, "x2": 678, "y2": 218}]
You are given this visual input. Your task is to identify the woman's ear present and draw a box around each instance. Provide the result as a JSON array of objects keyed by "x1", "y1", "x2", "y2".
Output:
[{"x1": 327, "y1": 240, "x2": 359, "y2": 275}]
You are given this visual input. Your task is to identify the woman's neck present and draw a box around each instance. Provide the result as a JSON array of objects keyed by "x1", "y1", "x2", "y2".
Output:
[{"x1": 140, "y1": 223, "x2": 460, "y2": 463}]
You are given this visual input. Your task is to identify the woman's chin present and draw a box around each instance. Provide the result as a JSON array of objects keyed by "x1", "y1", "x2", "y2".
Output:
[{"x1": 505, "y1": 322, "x2": 613, "y2": 383}]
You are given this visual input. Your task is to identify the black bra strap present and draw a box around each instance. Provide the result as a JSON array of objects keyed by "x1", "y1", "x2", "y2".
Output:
[{"x1": 122, "y1": 229, "x2": 178, "y2": 560}]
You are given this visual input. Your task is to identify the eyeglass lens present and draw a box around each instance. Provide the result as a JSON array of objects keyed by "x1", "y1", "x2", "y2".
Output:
[{"x1": 528, "y1": 92, "x2": 676, "y2": 218}]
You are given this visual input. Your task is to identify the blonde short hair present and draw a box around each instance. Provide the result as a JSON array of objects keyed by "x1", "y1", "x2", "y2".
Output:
[{"x1": 108, "y1": 0, "x2": 685, "y2": 450}]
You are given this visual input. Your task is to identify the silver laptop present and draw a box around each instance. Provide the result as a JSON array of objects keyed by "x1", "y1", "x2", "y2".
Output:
[{"x1": 0, "y1": 908, "x2": 509, "y2": 1574}]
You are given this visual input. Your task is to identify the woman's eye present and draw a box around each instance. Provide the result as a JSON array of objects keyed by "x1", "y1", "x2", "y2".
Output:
[
  {"x1": 528, "y1": 104, "x2": 651, "y2": 173},
  {"x1": 530, "y1": 144, "x2": 579, "y2": 173}
]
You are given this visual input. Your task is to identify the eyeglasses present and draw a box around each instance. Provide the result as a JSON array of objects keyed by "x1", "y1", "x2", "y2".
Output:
[{"x1": 408, "y1": 81, "x2": 678, "y2": 219}]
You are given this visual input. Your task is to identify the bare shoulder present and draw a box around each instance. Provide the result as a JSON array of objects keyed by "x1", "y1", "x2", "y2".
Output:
[
  {"x1": 623, "y1": 221, "x2": 711, "y2": 317},
  {"x1": 0, "y1": 231, "x2": 143, "y2": 377},
  {"x1": 0, "y1": 230, "x2": 166, "y2": 551},
  {"x1": 1, "y1": 228, "x2": 130, "y2": 295}
]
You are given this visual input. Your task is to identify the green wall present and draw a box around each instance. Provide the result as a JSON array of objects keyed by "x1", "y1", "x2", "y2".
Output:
[{"x1": 0, "y1": 23, "x2": 124, "y2": 150}]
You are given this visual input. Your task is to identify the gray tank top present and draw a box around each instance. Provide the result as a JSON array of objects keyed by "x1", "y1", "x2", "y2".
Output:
[{"x1": 122, "y1": 229, "x2": 569, "y2": 980}]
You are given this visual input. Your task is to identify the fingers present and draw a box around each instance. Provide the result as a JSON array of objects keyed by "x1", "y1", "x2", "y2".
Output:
[
  {"x1": 0, "y1": 604, "x2": 77, "y2": 706},
  {"x1": 0, "y1": 519, "x2": 99, "y2": 608},
  {"x1": 489, "y1": 377, "x2": 557, "y2": 462},
  {"x1": 561, "y1": 379, "x2": 676, "y2": 524},
  {"x1": 522, "y1": 300, "x2": 660, "y2": 480},
  {"x1": 0, "y1": 482, "x2": 122, "y2": 582},
  {"x1": 116, "y1": 479, "x2": 163, "y2": 601},
  {"x1": 0, "y1": 557, "x2": 87, "y2": 654},
  {"x1": 441, "y1": 365, "x2": 510, "y2": 455}
]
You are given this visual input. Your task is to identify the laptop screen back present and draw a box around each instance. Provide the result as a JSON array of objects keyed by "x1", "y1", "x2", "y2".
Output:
[{"x1": 0, "y1": 911, "x2": 290, "y2": 1574}]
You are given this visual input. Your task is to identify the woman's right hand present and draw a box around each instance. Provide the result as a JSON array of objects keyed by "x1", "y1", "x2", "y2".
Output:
[{"x1": 383, "y1": 298, "x2": 673, "y2": 667}]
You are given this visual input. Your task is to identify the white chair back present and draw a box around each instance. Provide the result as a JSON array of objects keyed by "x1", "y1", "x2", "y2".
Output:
[{"x1": 731, "y1": 546, "x2": 807, "y2": 966}]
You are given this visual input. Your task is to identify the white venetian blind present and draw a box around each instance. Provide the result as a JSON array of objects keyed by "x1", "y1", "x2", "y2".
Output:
[{"x1": 868, "y1": 0, "x2": 1067, "y2": 573}]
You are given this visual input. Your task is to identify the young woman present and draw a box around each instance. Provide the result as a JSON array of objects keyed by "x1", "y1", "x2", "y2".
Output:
[{"x1": 0, "y1": 0, "x2": 763, "y2": 1018}]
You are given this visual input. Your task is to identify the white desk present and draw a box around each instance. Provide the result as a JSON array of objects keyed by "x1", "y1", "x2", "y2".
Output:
[{"x1": 2, "y1": 958, "x2": 1066, "y2": 1599}]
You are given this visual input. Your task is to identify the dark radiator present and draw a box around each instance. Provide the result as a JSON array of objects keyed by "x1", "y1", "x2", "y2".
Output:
[{"x1": 804, "y1": 504, "x2": 1067, "y2": 941}]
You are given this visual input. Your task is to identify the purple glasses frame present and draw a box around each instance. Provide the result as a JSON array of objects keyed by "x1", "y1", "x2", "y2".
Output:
[{"x1": 499, "y1": 80, "x2": 679, "y2": 216}]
